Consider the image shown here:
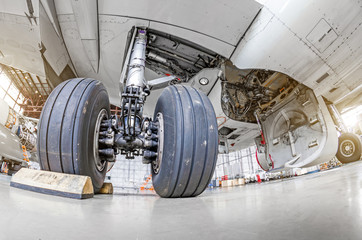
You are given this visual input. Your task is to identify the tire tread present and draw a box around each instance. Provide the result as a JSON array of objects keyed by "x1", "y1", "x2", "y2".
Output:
[
  {"x1": 37, "y1": 78, "x2": 109, "y2": 193},
  {"x1": 152, "y1": 85, "x2": 218, "y2": 198}
]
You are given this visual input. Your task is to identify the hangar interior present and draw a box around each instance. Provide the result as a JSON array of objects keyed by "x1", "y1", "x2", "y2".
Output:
[
  {"x1": 0, "y1": 63, "x2": 362, "y2": 239},
  {"x1": 1, "y1": 63, "x2": 361, "y2": 240},
  {"x1": 1, "y1": 0, "x2": 362, "y2": 239}
]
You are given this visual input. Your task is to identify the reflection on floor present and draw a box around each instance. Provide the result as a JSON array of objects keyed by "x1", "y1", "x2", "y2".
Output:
[{"x1": 1, "y1": 161, "x2": 362, "y2": 240}]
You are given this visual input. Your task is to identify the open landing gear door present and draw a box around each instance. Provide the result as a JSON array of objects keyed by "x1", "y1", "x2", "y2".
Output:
[{"x1": 255, "y1": 85, "x2": 338, "y2": 170}]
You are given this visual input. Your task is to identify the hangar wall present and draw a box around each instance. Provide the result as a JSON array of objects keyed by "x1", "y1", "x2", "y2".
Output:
[
  {"x1": 106, "y1": 145, "x2": 262, "y2": 193},
  {"x1": 106, "y1": 156, "x2": 153, "y2": 192},
  {"x1": 214, "y1": 146, "x2": 263, "y2": 181}
]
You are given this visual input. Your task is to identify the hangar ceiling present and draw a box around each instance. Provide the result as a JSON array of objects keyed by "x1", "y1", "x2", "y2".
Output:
[
  {"x1": 0, "y1": 63, "x2": 53, "y2": 118},
  {"x1": 0, "y1": 63, "x2": 121, "y2": 119}
]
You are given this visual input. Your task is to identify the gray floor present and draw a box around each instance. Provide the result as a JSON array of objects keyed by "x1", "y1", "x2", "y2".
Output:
[{"x1": 1, "y1": 162, "x2": 362, "y2": 240}]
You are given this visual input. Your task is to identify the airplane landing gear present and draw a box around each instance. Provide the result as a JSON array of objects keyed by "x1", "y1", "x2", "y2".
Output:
[
  {"x1": 37, "y1": 29, "x2": 218, "y2": 197},
  {"x1": 336, "y1": 133, "x2": 362, "y2": 163}
]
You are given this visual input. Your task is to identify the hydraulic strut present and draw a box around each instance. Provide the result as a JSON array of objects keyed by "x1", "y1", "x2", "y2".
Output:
[
  {"x1": 99, "y1": 29, "x2": 159, "y2": 160},
  {"x1": 121, "y1": 29, "x2": 148, "y2": 139}
]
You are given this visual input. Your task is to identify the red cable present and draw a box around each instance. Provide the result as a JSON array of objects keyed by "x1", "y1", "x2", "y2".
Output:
[{"x1": 217, "y1": 117, "x2": 227, "y2": 127}]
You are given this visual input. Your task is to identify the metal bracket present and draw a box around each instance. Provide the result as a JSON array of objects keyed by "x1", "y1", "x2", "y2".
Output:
[
  {"x1": 281, "y1": 110, "x2": 299, "y2": 157},
  {"x1": 148, "y1": 75, "x2": 178, "y2": 89}
]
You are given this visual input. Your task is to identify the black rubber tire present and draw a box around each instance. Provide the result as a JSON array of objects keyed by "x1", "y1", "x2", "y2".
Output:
[
  {"x1": 37, "y1": 78, "x2": 110, "y2": 192},
  {"x1": 151, "y1": 85, "x2": 218, "y2": 198},
  {"x1": 336, "y1": 133, "x2": 362, "y2": 163}
]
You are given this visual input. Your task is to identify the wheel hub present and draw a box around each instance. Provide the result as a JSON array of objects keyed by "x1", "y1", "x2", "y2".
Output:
[
  {"x1": 94, "y1": 109, "x2": 108, "y2": 172},
  {"x1": 152, "y1": 112, "x2": 164, "y2": 174},
  {"x1": 340, "y1": 139, "x2": 355, "y2": 158}
]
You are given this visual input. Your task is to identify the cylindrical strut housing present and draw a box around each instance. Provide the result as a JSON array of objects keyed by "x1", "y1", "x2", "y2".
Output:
[{"x1": 126, "y1": 29, "x2": 147, "y2": 87}]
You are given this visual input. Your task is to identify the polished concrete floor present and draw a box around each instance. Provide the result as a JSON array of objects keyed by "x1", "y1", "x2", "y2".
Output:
[{"x1": 1, "y1": 162, "x2": 362, "y2": 240}]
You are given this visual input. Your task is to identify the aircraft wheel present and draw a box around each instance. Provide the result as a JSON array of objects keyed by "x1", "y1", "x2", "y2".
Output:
[
  {"x1": 336, "y1": 133, "x2": 362, "y2": 163},
  {"x1": 37, "y1": 78, "x2": 110, "y2": 192},
  {"x1": 151, "y1": 85, "x2": 218, "y2": 198}
]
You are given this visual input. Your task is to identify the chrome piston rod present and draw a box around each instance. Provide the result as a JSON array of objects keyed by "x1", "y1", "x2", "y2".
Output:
[{"x1": 126, "y1": 29, "x2": 147, "y2": 88}]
